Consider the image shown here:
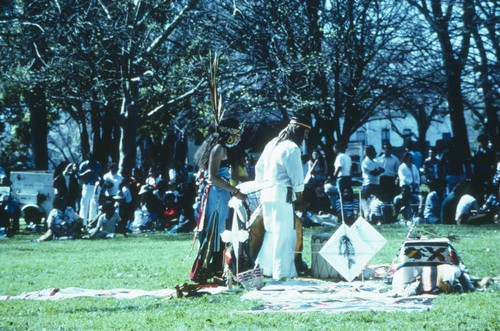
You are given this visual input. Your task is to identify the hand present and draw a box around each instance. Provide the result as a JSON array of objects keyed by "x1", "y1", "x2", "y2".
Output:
[{"x1": 233, "y1": 191, "x2": 246, "y2": 200}]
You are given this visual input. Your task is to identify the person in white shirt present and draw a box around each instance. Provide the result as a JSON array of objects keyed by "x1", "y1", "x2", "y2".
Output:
[
  {"x1": 255, "y1": 116, "x2": 311, "y2": 280},
  {"x1": 377, "y1": 142, "x2": 400, "y2": 203},
  {"x1": 103, "y1": 163, "x2": 123, "y2": 200},
  {"x1": 398, "y1": 152, "x2": 420, "y2": 193},
  {"x1": 333, "y1": 143, "x2": 352, "y2": 194},
  {"x1": 455, "y1": 183, "x2": 493, "y2": 225},
  {"x1": 361, "y1": 145, "x2": 384, "y2": 217}
]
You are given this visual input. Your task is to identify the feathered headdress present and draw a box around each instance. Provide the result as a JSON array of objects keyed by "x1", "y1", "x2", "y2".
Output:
[
  {"x1": 203, "y1": 51, "x2": 226, "y2": 130},
  {"x1": 202, "y1": 51, "x2": 245, "y2": 136}
]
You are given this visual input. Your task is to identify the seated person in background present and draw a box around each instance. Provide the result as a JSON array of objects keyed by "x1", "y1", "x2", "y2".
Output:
[
  {"x1": 455, "y1": 183, "x2": 494, "y2": 225},
  {"x1": 90, "y1": 201, "x2": 120, "y2": 239},
  {"x1": 38, "y1": 198, "x2": 83, "y2": 241},
  {"x1": 393, "y1": 185, "x2": 421, "y2": 221},
  {"x1": 128, "y1": 185, "x2": 158, "y2": 232},
  {"x1": 367, "y1": 192, "x2": 385, "y2": 224},
  {"x1": 0, "y1": 192, "x2": 21, "y2": 236},
  {"x1": 423, "y1": 181, "x2": 445, "y2": 224},
  {"x1": 335, "y1": 186, "x2": 359, "y2": 225},
  {"x1": 323, "y1": 176, "x2": 338, "y2": 212},
  {"x1": 440, "y1": 181, "x2": 467, "y2": 224}
]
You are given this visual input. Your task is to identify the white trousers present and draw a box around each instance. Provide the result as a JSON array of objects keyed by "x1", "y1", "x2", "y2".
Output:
[
  {"x1": 79, "y1": 184, "x2": 101, "y2": 226},
  {"x1": 256, "y1": 200, "x2": 298, "y2": 280}
]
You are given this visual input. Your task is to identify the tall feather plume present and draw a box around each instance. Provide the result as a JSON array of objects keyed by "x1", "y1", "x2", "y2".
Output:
[{"x1": 202, "y1": 51, "x2": 226, "y2": 128}]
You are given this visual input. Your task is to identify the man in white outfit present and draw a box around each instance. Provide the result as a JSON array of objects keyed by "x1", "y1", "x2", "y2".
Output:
[
  {"x1": 255, "y1": 116, "x2": 311, "y2": 280},
  {"x1": 78, "y1": 153, "x2": 103, "y2": 226}
]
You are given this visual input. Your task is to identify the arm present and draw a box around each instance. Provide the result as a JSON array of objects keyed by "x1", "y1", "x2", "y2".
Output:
[
  {"x1": 333, "y1": 157, "x2": 341, "y2": 178},
  {"x1": 207, "y1": 144, "x2": 246, "y2": 200}
]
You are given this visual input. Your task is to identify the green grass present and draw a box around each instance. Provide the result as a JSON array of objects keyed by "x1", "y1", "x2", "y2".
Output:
[{"x1": 0, "y1": 224, "x2": 499, "y2": 330}]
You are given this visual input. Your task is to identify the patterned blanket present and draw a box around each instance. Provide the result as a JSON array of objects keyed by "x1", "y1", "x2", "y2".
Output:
[{"x1": 240, "y1": 279, "x2": 436, "y2": 314}]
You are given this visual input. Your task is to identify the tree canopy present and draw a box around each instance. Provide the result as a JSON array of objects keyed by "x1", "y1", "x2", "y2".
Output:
[{"x1": 0, "y1": 0, "x2": 497, "y2": 172}]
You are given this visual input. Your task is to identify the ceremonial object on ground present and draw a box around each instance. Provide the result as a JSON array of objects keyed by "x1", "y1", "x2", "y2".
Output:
[
  {"x1": 317, "y1": 192, "x2": 386, "y2": 282},
  {"x1": 392, "y1": 238, "x2": 461, "y2": 291},
  {"x1": 318, "y1": 223, "x2": 374, "y2": 282}
]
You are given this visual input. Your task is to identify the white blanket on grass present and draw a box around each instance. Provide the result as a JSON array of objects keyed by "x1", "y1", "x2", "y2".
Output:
[{"x1": 0, "y1": 286, "x2": 227, "y2": 301}]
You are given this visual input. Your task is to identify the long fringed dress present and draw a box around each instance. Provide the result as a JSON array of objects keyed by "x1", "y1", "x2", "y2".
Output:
[{"x1": 190, "y1": 164, "x2": 231, "y2": 283}]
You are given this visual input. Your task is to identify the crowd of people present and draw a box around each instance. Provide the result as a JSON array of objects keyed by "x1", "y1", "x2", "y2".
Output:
[
  {"x1": 307, "y1": 135, "x2": 499, "y2": 227},
  {"x1": 0, "y1": 121, "x2": 498, "y2": 286},
  {"x1": 0, "y1": 153, "x2": 201, "y2": 240}
]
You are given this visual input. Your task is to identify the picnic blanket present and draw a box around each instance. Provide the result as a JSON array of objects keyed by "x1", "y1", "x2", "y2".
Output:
[
  {"x1": 240, "y1": 279, "x2": 436, "y2": 314},
  {"x1": 0, "y1": 286, "x2": 227, "y2": 301}
]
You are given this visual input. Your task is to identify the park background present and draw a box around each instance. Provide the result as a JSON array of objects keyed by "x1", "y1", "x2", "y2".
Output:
[
  {"x1": 0, "y1": 1, "x2": 499, "y2": 329},
  {"x1": 0, "y1": 0, "x2": 498, "y2": 175}
]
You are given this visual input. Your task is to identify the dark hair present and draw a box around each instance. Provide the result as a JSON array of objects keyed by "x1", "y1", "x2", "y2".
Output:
[
  {"x1": 102, "y1": 200, "x2": 114, "y2": 214},
  {"x1": 402, "y1": 152, "x2": 412, "y2": 164},
  {"x1": 477, "y1": 134, "x2": 489, "y2": 145},
  {"x1": 53, "y1": 197, "x2": 66, "y2": 210},
  {"x1": 364, "y1": 145, "x2": 376, "y2": 159},
  {"x1": 194, "y1": 118, "x2": 240, "y2": 169},
  {"x1": 334, "y1": 143, "x2": 346, "y2": 152},
  {"x1": 217, "y1": 118, "x2": 240, "y2": 133},
  {"x1": 312, "y1": 149, "x2": 324, "y2": 160},
  {"x1": 54, "y1": 162, "x2": 68, "y2": 178}
]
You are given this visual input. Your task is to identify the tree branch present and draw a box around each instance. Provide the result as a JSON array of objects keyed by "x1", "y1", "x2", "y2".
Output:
[{"x1": 146, "y1": 0, "x2": 201, "y2": 54}]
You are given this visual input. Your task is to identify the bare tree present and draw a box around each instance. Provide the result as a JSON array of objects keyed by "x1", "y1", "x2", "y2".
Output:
[{"x1": 407, "y1": 0, "x2": 475, "y2": 157}]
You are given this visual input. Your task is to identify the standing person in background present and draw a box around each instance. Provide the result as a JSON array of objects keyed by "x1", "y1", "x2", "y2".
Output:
[
  {"x1": 399, "y1": 152, "x2": 421, "y2": 194},
  {"x1": 103, "y1": 163, "x2": 123, "y2": 201},
  {"x1": 190, "y1": 118, "x2": 246, "y2": 284},
  {"x1": 77, "y1": 153, "x2": 103, "y2": 227},
  {"x1": 405, "y1": 140, "x2": 423, "y2": 170},
  {"x1": 63, "y1": 163, "x2": 81, "y2": 213},
  {"x1": 377, "y1": 142, "x2": 400, "y2": 203},
  {"x1": 470, "y1": 134, "x2": 496, "y2": 197},
  {"x1": 333, "y1": 143, "x2": 352, "y2": 195},
  {"x1": 53, "y1": 162, "x2": 69, "y2": 202},
  {"x1": 422, "y1": 147, "x2": 444, "y2": 191},
  {"x1": 255, "y1": 116, "x2": 311, "y2": 280},
  {"x1": 439, "y1": 138, "x2": 468, "y2": 194},
  {"x1": 306, "y1": 148, "x2": 327, "y2": 186},
  {"x1": 361, "y1": 145, "x2": 384, "y2": 217}
]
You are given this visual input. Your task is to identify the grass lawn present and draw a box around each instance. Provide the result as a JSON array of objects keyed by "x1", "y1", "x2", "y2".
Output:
[{"x1": 0, "y1": 223, "x2": 499, "y2": 330}]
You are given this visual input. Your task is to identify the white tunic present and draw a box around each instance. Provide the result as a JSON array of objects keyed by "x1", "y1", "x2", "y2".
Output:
[{"x1": 254, "y1": 137, "x2": 303, "y2": 279}]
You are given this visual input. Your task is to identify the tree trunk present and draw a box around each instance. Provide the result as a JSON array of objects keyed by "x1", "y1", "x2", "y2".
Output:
[
  {"x1": 432, "y1": 0, "x2": 472, "y2": 156},
  {"x1": 445, "y1": 62, "x2": 470, "y2": 156},
  {"x1": 28, "y1": 85, "x2": 48, "y2": 170},
  {"x1": 119, "y1": 102, "x2": 138, "y2": 177},
  {"x1": 472, "y1": 15, "x2": 499, "y2": 150}
]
